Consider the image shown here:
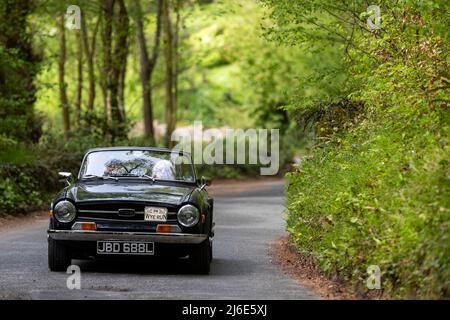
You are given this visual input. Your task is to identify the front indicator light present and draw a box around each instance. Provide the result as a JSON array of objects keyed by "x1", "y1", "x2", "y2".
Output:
[
  {"x1": 72, "y1": 222, "x2": 97, "y2": 231},
  {"x1": 156, "y1": 224, "x2": 181, "y2": 233}
]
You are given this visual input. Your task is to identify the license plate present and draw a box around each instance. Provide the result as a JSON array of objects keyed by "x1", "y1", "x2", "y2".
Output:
[
  {"x1": 144, "y1": 206, "x2": 168, "y2": 222},
  {"x1": 97, "y1": 241, "x2": 154, "y2": 255}
]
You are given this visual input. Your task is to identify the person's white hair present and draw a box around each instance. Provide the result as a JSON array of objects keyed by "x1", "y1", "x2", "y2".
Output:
[{"x1": 152, "y1": 160, "x2": 175, "y2": 180}]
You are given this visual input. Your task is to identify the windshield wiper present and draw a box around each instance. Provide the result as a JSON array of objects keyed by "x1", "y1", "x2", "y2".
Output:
[
  {"x1": 139, "y1": 174, "x2": 155, "y2": 182},
  {"x1": 97, "y1": 174, "x2": 155, "y2": 182},
  {"x1": 82, "y1": 175, "x2": 118, "y2": 181}
]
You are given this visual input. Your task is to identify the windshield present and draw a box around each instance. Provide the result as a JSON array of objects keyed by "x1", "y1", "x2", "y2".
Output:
[{"x1": 79, "y1": 150, "x2": 195, "y2": 182}]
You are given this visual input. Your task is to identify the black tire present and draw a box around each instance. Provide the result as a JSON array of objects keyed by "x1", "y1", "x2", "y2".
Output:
[
  {"x1": 48, "y1": 238, "x2": 72, "y2": 272},
  {"x1": 190, "y1": 239, "x2": 211, "y2": 274}
]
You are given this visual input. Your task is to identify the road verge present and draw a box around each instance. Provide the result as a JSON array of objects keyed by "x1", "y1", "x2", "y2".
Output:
[{"x1": 270, "y1": 235, "x2": 388, "y2": 300}]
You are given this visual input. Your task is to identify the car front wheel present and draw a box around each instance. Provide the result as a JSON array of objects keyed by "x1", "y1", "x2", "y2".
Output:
[
  {"x1": 190, "y1": 239, "x2": 211, "y2": 274},
  {"x1": 48, "y1": 238, "x2": 72, "y2": 272}
]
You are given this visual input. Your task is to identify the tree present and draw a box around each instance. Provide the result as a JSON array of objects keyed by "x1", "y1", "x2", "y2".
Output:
[
  {"x1": 133, "y1": 0, "x2": 163, "y2": 142},
  {"x1": 98, "y1": 0, "x2": 130, "y2": 141},
  {"x1": 173, "y1": 0, "x2": 182, "y2": 133},
  {"x1": 75, "y1": 28, "x2": 83, "y2": 126},
  {"x1": 101, "y1": 0, "x2": 114, "y2": 133},
  {"x1": 0, "y1": 0, "x2": 41, "y2": 143},
  {"x1": 80, "y1": 9, "x2": 100, "y2": 121},
  {"x1": 110, "y1": 0, "x2": 129, "y2": 139},
  {"x1": 163, "y1": 0, "x2": 176, "y2": 146},
  {"x1": 58, "y1": 14, "x2": 70, "y2": 140}
]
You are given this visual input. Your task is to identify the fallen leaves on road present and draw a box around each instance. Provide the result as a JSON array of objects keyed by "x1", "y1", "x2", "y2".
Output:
[
  {"x1": 0, "y1": 211, "x2": 48, "y2": 232},
  {"x1": 270, "y1": 235, "x2": 360, "y2": 300}
]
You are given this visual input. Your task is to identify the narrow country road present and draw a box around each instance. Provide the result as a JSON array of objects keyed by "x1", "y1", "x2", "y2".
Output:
[{"x1": 0, "y1": 180, "x2": 318, "y2": 299}]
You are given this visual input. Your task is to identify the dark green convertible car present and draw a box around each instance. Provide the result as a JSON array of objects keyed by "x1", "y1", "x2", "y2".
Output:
[{"x1": 47, "y1": 147, "x2": 214, "y2": 274}]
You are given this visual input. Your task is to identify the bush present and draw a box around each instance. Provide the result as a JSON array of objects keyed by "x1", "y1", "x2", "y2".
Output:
[
  {"x1": 0, "y1": 163, "x2": 57, "y2": 214},
  {"x1": 263, "y1": 0, "x2": 450, "y2": 299},
  {"x1": 286, "y1": 107, "x2": 449, "y2": 298},
  {"x1": 0, "y1": 131, "x2": 113, "y2": 215}
]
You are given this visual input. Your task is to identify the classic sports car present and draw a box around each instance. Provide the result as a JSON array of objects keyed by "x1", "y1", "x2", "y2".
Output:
[{"x1": 47, "y1": 147, "x2": 214, "y2": 274}]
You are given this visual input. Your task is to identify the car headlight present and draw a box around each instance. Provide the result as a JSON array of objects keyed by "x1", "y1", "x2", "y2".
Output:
[
  {"x1": 53, "y1": 201, "x2": 76, "y2": 223},
  {"x1": 177, "y1": 204, "x2": 200, "y2": 227}
]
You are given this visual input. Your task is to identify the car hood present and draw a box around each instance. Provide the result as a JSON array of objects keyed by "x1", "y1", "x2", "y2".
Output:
[{"x1": 67, "y1": 182, "x2": 195, "y2": 205}]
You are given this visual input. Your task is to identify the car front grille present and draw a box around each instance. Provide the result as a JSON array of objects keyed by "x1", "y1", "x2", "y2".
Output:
[{"x1": 76, "y1": 202, "x2": 178, "y2": 222}]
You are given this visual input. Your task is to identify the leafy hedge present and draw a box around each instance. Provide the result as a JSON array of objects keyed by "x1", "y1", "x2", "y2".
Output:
[
  {"x1": 0, "y1": 132, "x2": 94, "y2": 215},
  {"x1": 0, "y1": 163, "x2": 57, "y2": 214},
  {"x1": 287, "y1": 107, "x2": 449, "y2": 298},
  {"x1": 0, "y1": 130, "x2": 118, "y2": 215},
  {"x1": 269, "y1": 0, "x2": 450, "y2": 298}
]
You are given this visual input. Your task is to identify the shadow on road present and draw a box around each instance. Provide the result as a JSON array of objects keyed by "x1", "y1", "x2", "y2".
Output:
[{"x1": 72, "y1": 256, "x2": 254, "y2": 277}]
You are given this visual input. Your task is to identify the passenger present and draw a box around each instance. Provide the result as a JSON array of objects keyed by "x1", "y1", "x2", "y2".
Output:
[{"x1": 152, "y1": 160, "x2": 175, "y2": 180}]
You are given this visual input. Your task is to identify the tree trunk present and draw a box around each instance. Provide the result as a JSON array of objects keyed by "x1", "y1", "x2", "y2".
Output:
[
  {"x1": 58, "y1": 14, "x2": 70, "y2": 140},
  {"x1": 102, "y1": 0, "x2": 114, "y2": 135},
  {"x1": 118, "y1": 41, "x2": 128, "y2": 122},
  {"x1": 116, "y1": 0, "x2": 129, "y2": 124},
  {"x1": 173, "y1": 0, "x2": 181, "y2": 120},
  {"x1": 134, "y1": 0, "x2": 163, "y2": 142},
  {"x1": 81, "y1": 13, "x2": 100, "y2": 121},
  {"x1": 110, "y1": 0, "x2": 129, "y2": 140},
  {"x1": 163, "y1": 0, "x2": 176, "y2": 147},
  {"x1": 0, "y1": 0, "x2": 41, "y2": 142},
  {"x1": 75, "y1": 29, "x2": 83, "y2": 126}
]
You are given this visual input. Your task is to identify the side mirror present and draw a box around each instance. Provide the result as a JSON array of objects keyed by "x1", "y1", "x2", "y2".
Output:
[
  {"x1": 58, "y1": 172, "x2": 72, "y2": 186},
  {"x1": 199, "y1": 176, "x2": 211, "y2": 190}
]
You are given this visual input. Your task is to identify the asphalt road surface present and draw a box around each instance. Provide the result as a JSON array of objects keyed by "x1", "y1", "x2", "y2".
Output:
[{"x1": 0, "y1": 180, "x2": 318, "y2": 299}]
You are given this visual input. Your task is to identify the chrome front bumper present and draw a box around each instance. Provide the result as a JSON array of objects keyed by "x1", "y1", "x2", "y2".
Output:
[{"x1": 47, "y1": 230, "x2": 208, "y2": 244}]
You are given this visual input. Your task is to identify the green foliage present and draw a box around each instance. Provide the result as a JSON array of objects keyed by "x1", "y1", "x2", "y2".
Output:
[
  {"x1": 0, "y1": 163, "x2": 57, "y2": 214},
  {"x1": 0, "y1": 0, "x2": 42, "y2": 143},
  {"x1": 262, "y1": 0, "x2": 450, "y2": 298},
  {"x1": 287, "y1": 111, "x2": 449, "y2": 298}
]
